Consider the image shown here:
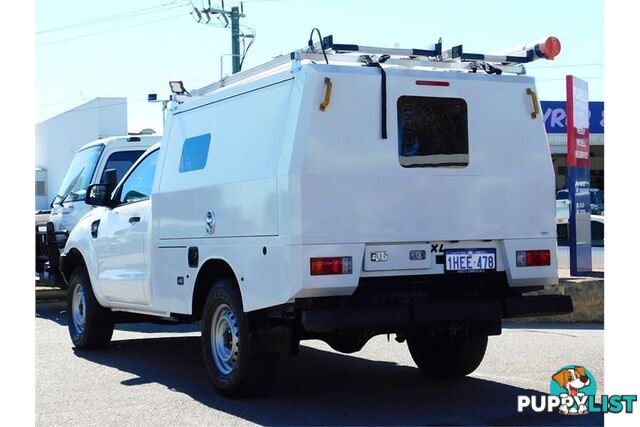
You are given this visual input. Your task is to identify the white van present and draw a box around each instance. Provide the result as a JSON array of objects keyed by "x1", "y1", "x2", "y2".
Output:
[{"x1": 60, "y1": 35, "x2": 572, "y2": 397}]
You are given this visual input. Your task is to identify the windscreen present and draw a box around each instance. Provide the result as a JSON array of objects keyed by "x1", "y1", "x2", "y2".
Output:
[{"x1": 54, "y1": 145, "x2": 104, "y2": 204}]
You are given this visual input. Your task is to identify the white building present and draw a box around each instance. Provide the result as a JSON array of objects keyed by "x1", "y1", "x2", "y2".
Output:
[{"x1": 35, "y1": 97, "x2": 127, "y2": 211}]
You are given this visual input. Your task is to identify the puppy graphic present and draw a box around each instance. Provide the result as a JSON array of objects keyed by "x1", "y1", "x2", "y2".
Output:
[{"x1": 552, "y1": 366, "x2": 591, "y2": 414}]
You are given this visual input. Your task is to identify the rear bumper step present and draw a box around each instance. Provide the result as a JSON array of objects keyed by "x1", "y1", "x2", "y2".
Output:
[{"x1": 301, "y1": 294, "x2": 572, "y2": 333}]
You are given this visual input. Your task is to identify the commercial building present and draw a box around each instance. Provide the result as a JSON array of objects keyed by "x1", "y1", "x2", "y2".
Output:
[
  {"x1": 541, "y1": 101, "x2": 604, "y2": 191},
  {"x1": 35, "y1": 97, "x2": 127, "y2": 211}
]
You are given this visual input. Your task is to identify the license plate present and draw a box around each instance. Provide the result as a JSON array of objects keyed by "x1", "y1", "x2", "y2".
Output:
[{"x1": 445, "y1": 249, "x2": 496, "y2": 273}]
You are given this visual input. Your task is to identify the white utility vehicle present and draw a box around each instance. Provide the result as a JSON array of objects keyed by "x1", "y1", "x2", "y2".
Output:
[
  {"x1": 60, "y1": 34, "x2": 572, "y2": 397},
  {"x1": 37, "y1": 135, "x2": 160, "y2": 286}
]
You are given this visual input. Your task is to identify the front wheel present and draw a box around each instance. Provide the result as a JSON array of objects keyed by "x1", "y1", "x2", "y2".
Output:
[
  {"x1": 67, "y1": 267, "x2": 114, "y2": 349},
  {"x1": 201, "y1": 278, "x2": 279, "y2": 397},
  {"x1": 407, "y1": 333, "x2": 488, "y2": 378}
]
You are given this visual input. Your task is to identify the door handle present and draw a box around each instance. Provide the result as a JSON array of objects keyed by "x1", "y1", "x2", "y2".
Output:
[
  {"x1": 129, "y1": 216, "x2": 141, "y2": 224},
  {"x1": 526, "y1": 88, "x2": 540, "y2": 119},
  {"x1": 319, "y1": 77, "x2": 333, "y2": 112}
]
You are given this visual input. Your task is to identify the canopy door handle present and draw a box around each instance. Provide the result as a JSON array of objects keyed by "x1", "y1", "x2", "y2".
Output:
[
  {"x1": 319, "y1": 77, "x2": 333, "y2": 112},
  {"x1": 526, "y1": 88, "x2": 540, "y2": 119}
]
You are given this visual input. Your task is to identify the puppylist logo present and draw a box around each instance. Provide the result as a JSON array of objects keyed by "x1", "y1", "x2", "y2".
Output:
[
  {"x1": 517, "y1": 365, "x2": 637, "y2": 415},
  {"x1": 550, "y1": 365, "x2": 597, "y2": 414}
]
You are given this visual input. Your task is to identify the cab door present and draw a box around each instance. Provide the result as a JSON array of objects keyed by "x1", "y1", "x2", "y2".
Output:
[{"x1": 95, "y1": 150, "x2": 159, "y2": 304}]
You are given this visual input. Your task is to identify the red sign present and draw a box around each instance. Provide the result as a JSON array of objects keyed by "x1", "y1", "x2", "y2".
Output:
[{"x1": 566, "y1": 76, "x2": 590, "y2": 168}]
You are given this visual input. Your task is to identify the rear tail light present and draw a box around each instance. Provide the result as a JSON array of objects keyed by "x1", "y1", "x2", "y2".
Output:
[
  {"x1": 310, "y1": 257, "x2": 353, "y2": 275},
  {"x1": 516, "y1": 250, "x2": 551, "y2": 267}
]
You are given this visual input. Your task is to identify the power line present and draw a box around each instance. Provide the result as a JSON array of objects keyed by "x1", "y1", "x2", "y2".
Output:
[
  {"x1": 36, "y1": 13, "x2": 188, "y2": 47},
  {"x1": 238, "y1": 24, "x2": 256, "y2": 70},
  {"x1": 36, "y1": 1, "x2": 188, "y2": 34}
]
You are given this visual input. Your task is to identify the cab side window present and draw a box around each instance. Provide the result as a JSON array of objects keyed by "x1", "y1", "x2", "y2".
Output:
[
  {"x1": 119, "y1": 150, "x2": 159, "y2": 204},
  {"x1": 100, "y1": 150, "x2": 145, "y2": 184}
]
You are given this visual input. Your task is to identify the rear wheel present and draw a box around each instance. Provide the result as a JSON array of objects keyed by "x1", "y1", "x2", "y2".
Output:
[
  {"x1": 407, "y1": 333, "x2": 488, "y2": 378},
  {"x1": 201, "y1": 278, "x2": 279, "y2": 397},
  {"x1": 67, "y1": 267, "x2": 114, "y2": 349}
]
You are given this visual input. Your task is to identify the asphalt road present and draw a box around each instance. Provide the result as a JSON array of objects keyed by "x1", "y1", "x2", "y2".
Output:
[{"x1": 36, "y1": 289, "x2": 604, "y2": 426}]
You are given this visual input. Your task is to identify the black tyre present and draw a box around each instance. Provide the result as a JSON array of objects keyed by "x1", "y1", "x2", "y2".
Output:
[
  {"x1": 407, "y1": 333, "x2": 488, "y2": 378},
  {"x1": 67, "y1": 267, "x2": 114, "y2": 349},
  {"x1": 201, "y1": 278, "x2": 279, "y2": 397}
]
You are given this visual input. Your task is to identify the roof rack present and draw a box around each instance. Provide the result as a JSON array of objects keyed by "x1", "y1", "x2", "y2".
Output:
[
  {"x1": 187, "y1": 35, "x2": 561, "y2": 98},
  {"x1": 321, "y1": 35, "x2": 443, "y2": 58}
]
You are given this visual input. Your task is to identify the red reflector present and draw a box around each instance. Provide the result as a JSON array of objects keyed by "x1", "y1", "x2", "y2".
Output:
[
  {"x1": 310, "y1": 257, "x2": 353, "y2": 275},
  {"x1": 416, "y1": 80, "x2": 450, "y2": 87},
  {"x1": 516, "y1": 250, "x2": 551, "y2": 267}
]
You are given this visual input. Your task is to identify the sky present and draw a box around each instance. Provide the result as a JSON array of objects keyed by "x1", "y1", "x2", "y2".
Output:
[{"x1": 35, "y1": 0, "x2": 604, "y2": 133}]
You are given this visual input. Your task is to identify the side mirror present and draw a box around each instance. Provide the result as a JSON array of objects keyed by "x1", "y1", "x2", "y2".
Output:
[{"x1": 85, "y1": 183, "x2": 113, "y2": 207}]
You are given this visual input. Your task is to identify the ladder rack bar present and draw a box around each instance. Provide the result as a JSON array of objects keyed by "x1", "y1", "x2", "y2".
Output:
[
  {"x1": 322, "y1": 35, "x2": 442, "y2": 57},
  {"x1": 299, "y1": 52, "x2": 525, "y2": 74},
  {"x1": 442, "y1": 45, "x2": 535, "y2": 64}
]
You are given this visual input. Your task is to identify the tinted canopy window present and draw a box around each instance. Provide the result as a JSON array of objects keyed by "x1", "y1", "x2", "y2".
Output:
[
  {"x1": 180, "y1": 134, "x2": 211, "y2": 173},
  {"x1": 397, "y1": 96, "x2": 468, "y2": 167}
]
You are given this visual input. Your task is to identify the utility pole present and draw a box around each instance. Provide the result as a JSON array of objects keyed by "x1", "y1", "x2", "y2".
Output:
[
  {"x1": 190, "y1": 1, "x2": 248, "y2": 75},
  {"x1": 231, "y1": 6, "x2": 241, "y2": 74}
]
